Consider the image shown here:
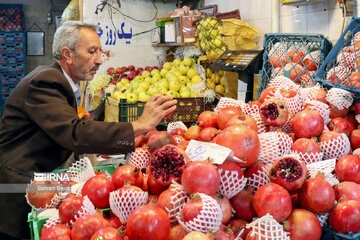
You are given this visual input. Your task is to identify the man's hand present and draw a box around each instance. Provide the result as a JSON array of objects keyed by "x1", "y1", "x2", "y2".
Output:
[{"x1": 132, "y1": 94, "x2": 177, "y2": 136}]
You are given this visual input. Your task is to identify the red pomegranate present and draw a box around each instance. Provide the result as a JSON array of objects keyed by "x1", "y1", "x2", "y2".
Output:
[
  {"x1": 291, "y1": 137, "x2": 322, "y2": 164},
  {"x1": 350, "y1": 129, "x2": 360, "y2": 150},
  {"x1": 215, "y1": 125, "x2": 260, "y2": 168},
  {"x1": 269, "y1": 155, "x2": 308, "y2": 191},
  {"x1": 328, "y1": 117, "x2": 355, "y2": 136},
  {"x1": 225, "y1": 113, "x2": 258, "y2": 133},
  {"x1": 259, "y1": 97, "x2": 289, "y2": 127},
  {"x1": 335, "y1": 154, "x2": 360, "y2": 184},
  {"x1": 283, "y1": 208, "x2": 322, "y2": 240},
  {"x1": 181, "y1": 160, "x2": 220, "y2": 196},
  {"x1": 291, "y1": 109, "x2": 324, "y2": 138},
  {"x1": 329, "y1": 200, "x2": 360, "y2": 234},
  {"x1": 258, "y1": 87, "x2": 276, "y2": 103},
  {"x1": 112, "y1": 165, "x2": 144, "y2": 189},
  {"x1": 147, "y1": 131, "x2": 176, "y2": 152},
  {"x1": 217, "y1": 106, "x2": 243, "y2": 130},
  {"x1": 184, "y1": 125, "x2": 201, "y2": 141},
  {"x1": 198, "y1": 127, "x2": 220, "y2": 142},
  {"x1": 334, "y1": 181, "x2": 360, "y2": 202},
  {"x1": 197, "y1": 110, "x2": 218, "y2": 128},
  {"x1": 230, "y1": 187, "x2": 257, "y2": 221},
  {"x1": 252, "y1": 183, "x2": 292, "y2": 222},
  {"x1": 298, "y1": 174, "x2": 335, "y2": 214}
]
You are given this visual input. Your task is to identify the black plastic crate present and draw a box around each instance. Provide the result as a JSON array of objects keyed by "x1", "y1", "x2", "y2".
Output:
[
  {"x1": 321, "y1": 227, "x2": 360, "y2": 240},
  {"x1": 259, "y1": 33, "x2": 332, "y2": 95},
  {"x1": 315, "y1": 17, "x2": 360, "y2": 99}
]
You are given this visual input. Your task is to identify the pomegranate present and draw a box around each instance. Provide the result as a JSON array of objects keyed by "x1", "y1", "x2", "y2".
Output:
[
  {"x1": 328, "y1": 117, "x2": 355, "y2": 136},
  {"x1": 329, "y1": 200, "x2": 360, "y2": 234},
  {"x1": 26, "y1": 181, "x2": 58, "y2": 209},
  {"x1": 227, "y1": 218, "x2": 249, "y2": 239},
  {"x1": 269, "y1": 155, "x2": 307, "y2": 191},
  {"x1": 230, "y1": 187, "x2": 257, "y2": 221},
  {"x1": 217, "y1": 106, "x2": 243, "y2": 130},
  {"x1": 283, "y1": 208, "x2": 322, "y2": 240},
  {"x1": 58, "y1": 195, "x2": 84, "y2": 225},
  {"x1": 183, "y1": 231, "x2": 212, "y2": 240},
  {"x1": 198, "y1": 127, "x2": 220, "y2": 142},
  {"x1": 169, "y1": 224, "x2": 188, "y2": 240},
  {"x1": 334, "y1": 181, "x2": 360, "y2": 202},
  {"x1": 213, "y1": 193, "x2": 233, "y2": 224},
  {"x1": 224, "y1": 113, "x2": 258, "y2": 133},
  {"x1": 157, "y1": 186, "x2": 187, "y2": 225},
  {"x1": 252, "y1": 183, "x2": 292, "y2": 222},
  {"x1": 197, "y1": 110, "x2": 218, "y2": 128},
  {"x1": 71, "y1": 213, "x2": 111, "y2": 240},
  {"x1": 329, "y1": 103, "x2": 349, "y2": 118},
  {"x1": 81, "y1": 174, "x2": 115, "y2": 209},
  {"x1": 216, "y1": 125, "x2": 260, "y2": 168},
  {"x1": 319, "y1": 130, "x2": 351, "y2": 159},
  {"x1": 335, "y1": 154, "x2": 360, "y2": 183},
  {"x1": 149, "y1": 144, "x2": 190, "y2": 189},
  {"x1": 40, "y1": 223, "x2": 71, "y2": 240},
  {"x1": 350, "y1": 129, "x2": 360, "y2": 150},
  {"x1": 170, "y1": 127, "x2": 187, "y2": 136},
  {"x1": 258, "y1": 86, "x2": 276, "y2": 103},
  {"x1": 147, "y1": 131, "x2": 176, "y2": 152},
  {"x1": 290, "y1": 137, "x2": 322, "y2": 164},
  {"x1": 181, "y1": 160, "x2": 220, "y2": 196},
  {"x1": 126, "y1": 202, "x2": 170, "y2": 240},
  {"x1": 298, "y1": 174, "x2": 335, "y2": 214},
  {"x1": 259, "y1": 97, "x2": 289, "y2": 127},
  {"x1": 291, "y1": 109, "x2": 324, "y2": 138},
  {"x1": 214, "y1": 225, "x2": 236, "y2": 240},
  {"x1": 112, "y1": 165, "x2": 144, "y2": 189}
]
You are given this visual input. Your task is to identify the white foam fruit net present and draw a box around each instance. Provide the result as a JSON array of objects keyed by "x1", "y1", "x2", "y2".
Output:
[
  {"x1": 70, "y1": 195, "x2": 96, "y2": 225},
  {"x1": 299, "y1": 83, "x2": 323, "y2": 102},
  {"x1": 326, "y1": 87, "x2": 354, "y2": 110},
  {"x1": 270, "y1": 114, "x2": 293, "y2": 134},
  {"x1": 319, "y1": 132, "x2": 351, "y2": 160},
  {"x1": 274, "y1": 88, "x2": 304, "y2": 116},
  {"x1": 303, "y1": 100, "x2": 331, "y2": 124},
  {"x1": 213, "y1": 97, "x2": 245, "y2": 113},
  {"x1": 42, "y1": 216, "x2": 62, "y2": 229},
  {"x1": 246, "y1": 164, "x2": 271, "y2": 191},
  {"x1": 109, "y1": 187, "x2": 148, "y2": 224},
  {"x1": 164, "y1": 182, "x2": 188, "y2": 225},
  {"x1": 268, "y1": 75, "x2": 299, "y2": 91},
  {"x1": 353, "y1": 148, "x2": 360, "y2": 156},
  {"x1": 356, "y1": 114, "x2": 360, "y2": 124},
  {"x1": 249, "y1": 113, "x2": 268, "y2": 134},
  {"x1": 218, "y1": 168, "x2": 247, "y2": 199},
  {"x1": 177, "y1": 193, "x2": 223, "y2": 233},
  {"x1": 67, "y1": 157, "x2": 96, "y2": 183},
  {"x1": 127, "y1": 147, "x2": 151, "y2": 170},
  {"x1": 37, "y1": 208, "x2": 59, "y2": 219},
  {"x1": 258, "y1": 131, "x2": 293, "y2": 165},
  {"x1": 290, "y1": 149, "x2": 323, "y2": 165},
  {"x1": 307, "y1": 158, "x2": 339, "y2": 186},
  {"x1": 243, "y1": 102, "x2": 260, "y2": 116},
  {"x1": 167, "y1": 121, "x2": 188, "y2": 133},
  {"x1": 245, "y1": 213, "x2": 290, "y2": 240}
]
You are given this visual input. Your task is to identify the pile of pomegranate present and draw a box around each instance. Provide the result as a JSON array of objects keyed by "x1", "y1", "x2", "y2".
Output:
[{"x1": 29, "y1": 82, "x2": 360, "y2": 240}]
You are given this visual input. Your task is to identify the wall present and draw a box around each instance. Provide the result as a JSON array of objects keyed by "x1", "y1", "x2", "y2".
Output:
[
  {"x1": 82, "y1": 0, "x2": 177, "y2": 74},
  {"x1": 0, "y1": 0, "x2": 69, "y2": 73},
  {"x1": 205, "y1": 0, "x2": 360, "y2": 47}
]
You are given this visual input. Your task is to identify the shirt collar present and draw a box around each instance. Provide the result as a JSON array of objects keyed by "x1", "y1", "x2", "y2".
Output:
[{"x1": 61, "y1": 67, "x2": 80, "y2": 94}]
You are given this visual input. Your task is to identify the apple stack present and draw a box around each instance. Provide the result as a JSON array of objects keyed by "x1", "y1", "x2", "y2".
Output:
[{"x1": 109, "y1": 57, "x2": 212, "y2": 103}]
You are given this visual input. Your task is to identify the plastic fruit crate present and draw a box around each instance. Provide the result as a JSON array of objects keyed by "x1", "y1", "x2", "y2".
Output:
[
  {"x1": 259, "y1": 33, "x2": 332, "y2": 95},
  {"x1": 314, "y1": 17, "x2": 360, "y2": 99},
  {"x1": 105, "y1": 97, "x2": 218, "y2": 126},
  {"x1": 321, "y1": 227, "x2": 360, "y2": 240}
]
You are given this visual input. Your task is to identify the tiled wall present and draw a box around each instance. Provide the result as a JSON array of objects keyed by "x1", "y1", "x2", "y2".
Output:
[{"x1": 206, "y1": 0, "x2": 360, "y2": 47}]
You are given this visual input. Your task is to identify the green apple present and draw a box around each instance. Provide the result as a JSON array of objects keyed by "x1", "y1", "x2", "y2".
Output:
[
  {"x1": 178, "y1": 64, "x2": 189, "y2": 75},
  {"x1": 112, "y1": 91, "x2": 126, "y2": 101},
  {"x1": 191, "y1": 75, "x2": 202, "y2": 84},
  {"x1": 166, "y1": 90, "x2": 180, "y2": 98},
  {"x1": 116, "y1": 82, "x2": 123, "y2": 89},
  {"x1": 190, "y1": 91, "x2": 199, "y2": 97},
  {"x1": 151, "y1": 74, "x2": 161, "y2": 83},
  {"x1": 160, "y1": 68, "x2": 169, "y2": 78},
  {"x1": 157, "y1": 78, "x2": 169, "y2": 89},
  {"x1": 158, "y1": 86, "x2": 168, "y2": 94},
  {"x1": 151, "y1": 68, "x2": 160, "y2": 77},
  {"x1": 179, "y1": 85, "x2": 190, "y2": 93},
  {"x1": 182, "y1": 57, "x2": 193, "y2": 67},
  {"x1": 144, "y1": 77, "x2": 152, "y2": 84},
  {"x1": 169, "y1": 80, "x2": 181, "y2": 92},
  {"x1": 138, "y1": 91, "x2": 151, "y2": 102},
  {"x1": 139, "y1": 82, "x2": 150, "y2": 91},
  {"x1": 163, "y1": 62, "x2": 172, "y2": 70},
  {"x1": 187, "y1": 68, "x2": 198, "y2": 79},
  {"x1": 147, "y1": 85, "x2": 159, "y2": 96},
  {"x1": 120, "y1": 78, "x2": 129, "y2": 85},
  {"x1": 172, "y1": 58, "x2": 181, "y2": 67},
  {"x1": 179, "y1": 76, "x2": 190, "y2": 85},
  {"x1": 180, "y1": 90, "x2": 191, "y2": 98},
  {"x1": 134, "y1": 75, "x2": 144, "y2": 82},
  {"x1": 126, "y1": 92, "x2": 138, "y2": 103},
  {"x1": 167, "y1": 74, "x2": 179, "y2": 83},
  {"x1": 130, "y1": 80, "x2": 141, "y2": 91},
  {"x1": 141, "y1": 70, "x2": 151, "y2": 78},
  {"x1": 173, "y1": 70, "x2": 183, "y2": 77}
]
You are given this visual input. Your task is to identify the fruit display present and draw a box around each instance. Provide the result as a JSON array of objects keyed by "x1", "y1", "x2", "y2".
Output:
[
  {"x1": 28, "y1": 76, "x2": 360, "y2": 239},
  {"x1": 196, "y1": 17, "x2": 226, "y2": 56}
]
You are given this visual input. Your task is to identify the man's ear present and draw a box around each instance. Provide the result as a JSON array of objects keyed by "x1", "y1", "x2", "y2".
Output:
[{"x1": 61, "y1": 47, "x2": 73, "y2": 63}]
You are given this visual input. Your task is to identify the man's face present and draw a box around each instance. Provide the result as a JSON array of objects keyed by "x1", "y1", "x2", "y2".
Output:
[{"x1": 70, "y1": 28, "x2": 102, "y2": 82}]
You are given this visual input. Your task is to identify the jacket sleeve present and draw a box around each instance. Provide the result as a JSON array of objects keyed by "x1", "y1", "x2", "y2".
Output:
[{"x1": 24, "y1": 68, "x2": 135, "y2": 155}]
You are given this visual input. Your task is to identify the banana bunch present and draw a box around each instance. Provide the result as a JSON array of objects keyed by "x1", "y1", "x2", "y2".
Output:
[
  {"x1": 196, "y1": 17, "x2": 226, "y2": 56},
  {"x1": 205, "y1": 67, "x2": 226, "y2": 95}
]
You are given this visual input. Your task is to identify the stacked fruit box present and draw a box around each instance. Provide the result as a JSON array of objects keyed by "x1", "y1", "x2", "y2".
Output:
[
  {"x1": 259, "y1": 33, "x2": 332, "y2": 96},
  {"x1": 315, "y1": 17, "x2": 360, "y2": 100}
]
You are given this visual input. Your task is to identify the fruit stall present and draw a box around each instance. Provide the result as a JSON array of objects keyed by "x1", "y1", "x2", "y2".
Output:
[{"x1": 2, "y1": 0, "x2": 360, "y2": 239}]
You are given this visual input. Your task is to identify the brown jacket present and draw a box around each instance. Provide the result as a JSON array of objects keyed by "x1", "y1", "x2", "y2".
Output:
[{"x1": 0, "y1": 62, "x2": 135, "y2": 238}]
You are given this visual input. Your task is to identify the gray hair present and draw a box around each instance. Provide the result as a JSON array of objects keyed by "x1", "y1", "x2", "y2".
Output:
[{"x1": 52, "y1": 21, "x2": 98, "y2": 60}]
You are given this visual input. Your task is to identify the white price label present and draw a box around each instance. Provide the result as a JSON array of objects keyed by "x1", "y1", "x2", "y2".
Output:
[{"x1": 185, "y1": 140, "x2": 233, "y2": 164}]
